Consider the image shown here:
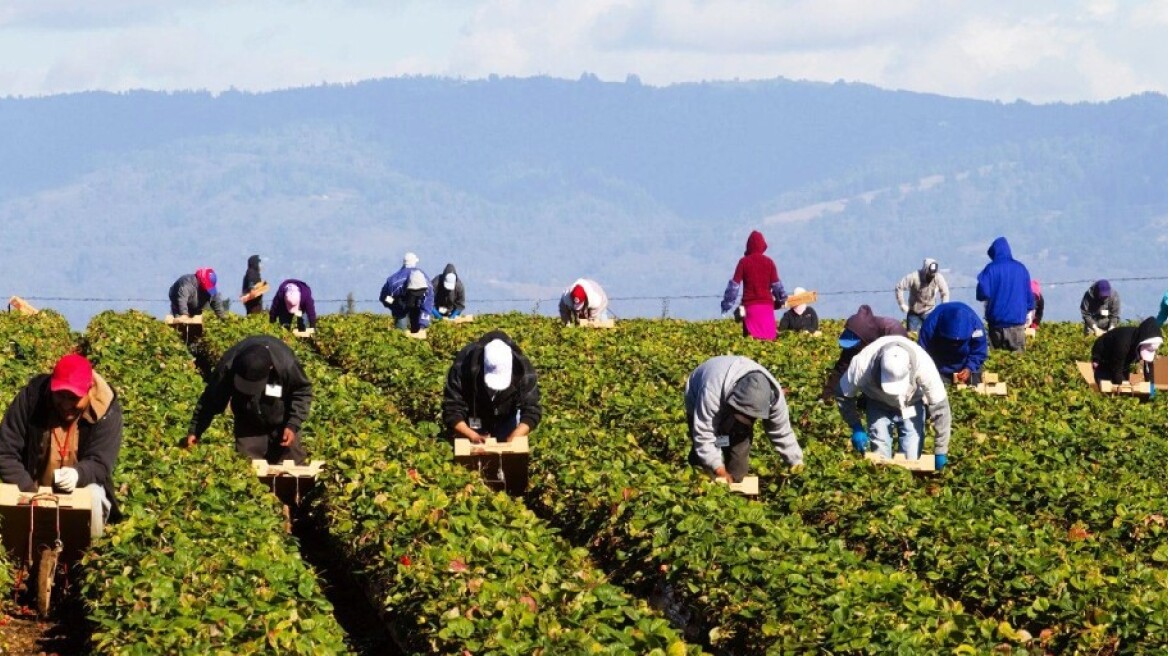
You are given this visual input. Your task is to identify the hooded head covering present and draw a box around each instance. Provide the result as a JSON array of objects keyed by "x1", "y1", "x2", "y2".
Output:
[
  {"x1": 571, "y1": 285, "x2": 588, "y2": 310},
  {"x1": 283, "y1": 283, "x2": 301, "y2": 312},
  {"x1": 744, "y1": 230, "x2": 768, "y2": 256},
  {"x1": 195, "y1": 268, "x2": 218, "y2": 296},
  {"x1": 247, "y1": 254, "x2": 261, "y2": 270},
  {"x1": 444, "y1": 273, "x2": 457, "y2": 291},
  {"x1": 921, "y1": 258, "x2": 938, "y2": 282},
  {"x1": 407, "y1": 270, "x2": 428, "y2": 290},
  {"x1": 986, "y1": 237, "x2": 1013, "y2": 262},
  {"x1": 1139, "y1": 336, "x2": 1163, "y2": 362},
  {"x1": 232, "y1": 345, "x2": 272, "y2": 396},
  {"x1": 1031, "y1": 279, "x2": 1042, "y2": 296},
  {"x1": 726, "y1": 372, "x2": 774, "y2": 420},
  {"x1": 879, "y1": 346, "x2": 912, "y2": 396},
  {"x1": 792, "y1": 287, "x2": 808, "y2": 315},
  {"x1": 403, "y1": 252, "x2": 419, "y2": 268},
  {"x1": 482, "y1": 339, "x2": 513, "y2": 391},
  {"x1": 1095, "y1": 280, "x2": 1111, "y2": 298}
]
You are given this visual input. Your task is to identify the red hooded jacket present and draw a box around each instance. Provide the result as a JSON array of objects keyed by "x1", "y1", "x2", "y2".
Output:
[{"x1": 732, "y1": 231, "x2": 780, "y2": 306}]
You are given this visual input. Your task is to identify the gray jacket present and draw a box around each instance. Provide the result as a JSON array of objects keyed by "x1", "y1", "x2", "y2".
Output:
[
  {"x1": 1081, "y1": 288, "x2": 1120, "y2": 333},
  {"x1": 684, "y1": 355, "x2": 803, "y2": 471},
  {"x1": 169, "y1": 274, "x2": 227, "y2": 318},
  {"x1": 895, "y1": 262, "x2": 950, "y2": 316},
  {"x1": 835, "y1": 336, "x2": 952, "y2": 455}
]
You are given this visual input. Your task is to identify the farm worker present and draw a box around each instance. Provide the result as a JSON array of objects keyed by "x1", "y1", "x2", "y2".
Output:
[
  {"x1": 241, "y1": 254, "x2": 265, "y2": 315},
  {"x1": 379, "y1": 252, "x2": 434, "y2": 334},
  {"x1": 685, "y1": 356, "x2": 803, "y2": 483},
  {"x1": 269, "y1": 279, "x2": 316, "y2": 331},
  {"x1": 720, "y1": 230, "x2": 786, "y2": 340},
  {"x1": 1091, "y1": 317, "x2": 1163, "y2": 385},
  {"x1": 895, "y1": 258, "x2": 950, "y2": 333},
  {"x1": 1081, "y1": 280, "x2": 1120, "y2": 336},
  {"x1": 1028, "y1": 280, "x2": 1044, "y2": 330},
  {"x1": 559, "y1": 278, "x2": 609, "y2": 324},
  {"x1": 836, "y1": 336, "x2": 951, "y2": 470},
  {"x1": 443, "y1": 331, "x2": 541, "y2": 444},
  {"x1": 431, "y1": 263, "x2": 466, "y2": 320},
  {"x1": 1157, "y1": 291, "x2": 1168, "y2": 325},
  {"x1": 185, "y1": 335, "x2": 312, "y2": 464},
  {"x1": 0, "y1": 354, "x2": 122, "y2": 537},
  {"x1": 822, "y1": 304, "x2": 908, "y2": 401},
  {"x1": 169, "y1": 267, "x2": 227, "y2": 318},
  {"x1": 917, "y1": 302, "x2": 988, "y2": 385},
  {"x1": 778, "y1": 287, "x2": 819, "y2": 333},
  {"x1": 975, "y1": 237, "x2": 1034, "y2": 352}
]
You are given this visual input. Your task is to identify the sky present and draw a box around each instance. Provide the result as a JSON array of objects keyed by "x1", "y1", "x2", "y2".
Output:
[{"x1": 1, "y1": 0, "x2": 1167, "y2": 103}]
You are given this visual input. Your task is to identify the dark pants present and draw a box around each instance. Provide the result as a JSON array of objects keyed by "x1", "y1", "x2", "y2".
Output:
[
  {"x1": 989, "y1": 325, "x2": 1026, "y2": 352},
  {"x1": 244, "y1": 300, "x2": 263, "y2": 315},
  {"x1": 688, "y1": 433, "x2": 752, "y2": 483},
  {"x1": 236, "y1": 431, "x2": 307, "y2": 465}
]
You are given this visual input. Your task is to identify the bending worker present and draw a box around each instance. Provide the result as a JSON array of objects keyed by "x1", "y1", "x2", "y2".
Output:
[
  {"x1": 685, "y1": 355, "x2": 804, "y2": 483},
  {"x1": 1081, "y1": 280, "x2": 1120, "y2": 336},
  {"x1": 917, "y1": 302, "x2": 988, "y2": 386},
  {"x1": 169, "y1": 267, "x2": 227, "y2": 318},
  {"x1": 0, "y1": 354, "x2": 122, "y2": 537},
  {"x1": 443, "y1": 331, "x2": 541, "y2": 444},
  {"x1": 185, "y1": 335, "x2": 312, "y2": 464},
  {"x1": 379, "y1": 253, "x2": 434, "y2": 333},
  {"x1": 1091, "y1": 317, "x2": 1163, "y2": 385},
  {"x1": 836, "y1": 336, "x2": 952, "y2": 470},
  {"x1": 895, "y1": 258, "x2": 950, "y2": 332},
  {"x1": 432, "y1": 263, "x2": 466, "y2": 320},
  {"x1": 559, "y1": 278, "x2": 609, "y2": 324},
  {"x1": 270, "y1": 279, "x2": 316, "y2": 331},
  {"x1": 822, "y1": 304, "x2": 908, "y2": 401}
]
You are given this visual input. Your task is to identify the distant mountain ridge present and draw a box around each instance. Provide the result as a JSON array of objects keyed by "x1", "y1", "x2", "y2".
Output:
[{"x1": 2, "y1": 76, "x2": 1167, "y2": 327}]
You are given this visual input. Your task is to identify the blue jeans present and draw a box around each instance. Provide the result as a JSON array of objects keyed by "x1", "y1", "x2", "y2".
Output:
[
  {"x1": 906, "y1": 312, "x2": 926, "y2": 333},
  {"x1": 867, "y1": 401, "x2": 926, "y2": 459}
]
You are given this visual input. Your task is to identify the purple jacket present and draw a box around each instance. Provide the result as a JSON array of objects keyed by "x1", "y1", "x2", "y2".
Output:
[{"x1": 269, "y1": 279, "x2": 316, "y2": 329}]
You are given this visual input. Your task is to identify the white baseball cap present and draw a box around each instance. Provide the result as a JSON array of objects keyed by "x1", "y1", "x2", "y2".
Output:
[
  {"x1": 403, "y1": 252, "x2": 419, "y2": 268},
  {"x1": 444, "y1": 273, "x2": 457, "y2": 291},
  {"x1": 879, "y1": 347, "x2": 912, "y2": 396},
  {"x1": 407, "y1": 270, "x2": 428, "y2": 290},
  {"x1": 483, "y1": 339, "x2": 513, "y2": 391}
]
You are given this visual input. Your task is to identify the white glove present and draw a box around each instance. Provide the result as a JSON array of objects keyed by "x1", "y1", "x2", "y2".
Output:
[
  {"x1": 383, "y1": 295, "x2": 394, "y2": 305},
  {"x1": 54, "y1": 467, "x2": 78, "y2": 492},
  {"x1": 899, "y1": 305, "x2": 909, "y2": 314}
]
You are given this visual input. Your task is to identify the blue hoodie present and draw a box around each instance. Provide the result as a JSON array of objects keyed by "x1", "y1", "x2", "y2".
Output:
[
  {"x1": 917, "y1": 302, "x2": 988, "y2": 375},
  {"x1": 975, "y1": 237, "x2": 1034, "y2": 327},
  {"x1": 1157, "y1": 292, "x2": 1168, "y2": 326}
]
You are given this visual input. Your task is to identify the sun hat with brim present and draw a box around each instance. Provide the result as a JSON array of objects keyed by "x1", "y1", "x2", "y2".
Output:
[
  {"x1": 879, "y1": 347, "x2": 912, "y2": 396},
  {"x1": 232, "y1": 345, "x2": 273, "y2": 396},
  {"x1": 50, "y1": 354, "x2": 94, "y2": 397},
  {"x1": 483, "y1": 339, "x2": 513, "y2": 391}
]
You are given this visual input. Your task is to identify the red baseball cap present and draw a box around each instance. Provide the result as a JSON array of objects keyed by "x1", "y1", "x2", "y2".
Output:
[{"x1": 50, "y1": 354, "x2": 94, "y2": 397}]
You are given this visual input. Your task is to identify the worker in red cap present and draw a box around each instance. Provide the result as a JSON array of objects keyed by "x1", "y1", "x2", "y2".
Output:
[
  {"x1": 0, "y1": 354, "x2": 123, "y2": 537},
  {"x1": 169, "y1": 267, "x2": 227, "y2": 318},
  {"x1": 559, "y1": 278, "x2": 609, "y2": 324},
  {"x1": 184, "y1": 335, "x2": 312, "y2": 464}
]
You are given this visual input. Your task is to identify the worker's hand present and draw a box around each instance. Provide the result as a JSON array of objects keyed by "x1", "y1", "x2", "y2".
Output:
[
  {"x1": 281, "y1": 428, "x2": 296, "y2": 447},
  {"x1": 954, "y1": 368, "x2": 971, "y2": 384},
  {"x1": 183, "y1": 434, "x2": 198, "y2": 448},
  {"x1": 899, "y1": 305, "x2": 909, "y2": 314},
  {"x1": 53, "y1": 467, "x2": 78, "y2": 493},
  {"x1": 383, "y1": 295, "x2": 394, "y2": 305},
  {"x1": 468, "y1": 432, "x2": 486, "y2": 445},
  {"x1": 713, "y1": 466, "x2": 734, "y2": 484},
  {"x1": 850, "y1": 429, "x2": 870, "y2": 454},
  {"x1": 1093, "y1": 326, "x2": 1105, "y2": 337},
  {"x1": 934, "y1": 454, "x2": 949, "y2": 471}
]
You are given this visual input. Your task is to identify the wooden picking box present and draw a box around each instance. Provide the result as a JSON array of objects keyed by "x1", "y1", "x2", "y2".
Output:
[
  {"x1": 449, "y1": 314, "x2": 475, "y2": 324},
  {"x1": 240, "y1": 281, "x2": 270, "y2": 303},
  {"x1": 164, "y1": 314, "x2": 204, "y2": 340},
  {"x1": 1075, "y1": 360, "x2": 1168, "y2": 396},
  {"x1": 7, "y1": 296, "x2": 39, "y2": 315},
  {"x1": 0, "y1": 484, "x2": 93, "y2": 563},
  {"x1": 958, "y1": 372, "x2": 1008, "y2": 396},
  {"x1": 864, "y1": 452, "x2": 937, "y2": 474},
  {"x1": 454, "y1": 436, "x2": 530, "y2": 495},
  {"x1": 716, "y1": 475, "x2": 759, "y2": 496},
  {"x1": 577, "y1": 318, "x2": 615, "y2": 329},
  {"x1": 252, "y1": 460, "x2": 325, "y2": 507},
  {"x1": 782, "y1": 290, "x2": 818, "y2": 309},
  {"x1": 292, "y1": 328, "x2": 316, "y2": 338}
]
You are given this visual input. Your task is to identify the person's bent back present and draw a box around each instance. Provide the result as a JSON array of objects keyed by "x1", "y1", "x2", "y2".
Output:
[{"x1": 443, "y1": 331, "x2": 541, "y2": 443}]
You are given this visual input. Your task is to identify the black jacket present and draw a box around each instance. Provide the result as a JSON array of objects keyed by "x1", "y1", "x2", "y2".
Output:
[
  {"x1": 779, "y1": 307, "x2": 819, "y2": 333},
  {"x1": 1091, "y1": 317, "x2": 1162, "y2": 384},
  {"x1": 242, "y1": 255, "x2": 263, "y2": 314},
  {"x1": 443, "y1": 331, "x2": 541, "y2": 436},
  {"x1": 0, "y1": 374, "x2": 123, "y2": 517},
  {"x1": 432, "y1": 263, "x2": 466, "y2": 313},
  {"x1": 189, "y1": 335, "x2": 312, "y2": 438}
]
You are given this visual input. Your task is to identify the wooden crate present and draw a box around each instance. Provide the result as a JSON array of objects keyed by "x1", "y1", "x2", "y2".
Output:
[
  {"x1": 957, "y1": 372, "x2": 1007, "y2": 396},
  {"x1": 292, "y1": 328, "x2": 316, "y2": 338},
  {"x1": 1025, "y1": 327, "x2": 1037, "y2": 338},
  {"x1": 716, "y1": 475, "x2": 759, "y2": 496},
  {"x1": 1076, "y1": 361, "x2": 1154, "y2": 396},
  {"x1": 454, "y1": 436, "x2": 530, "y2": 495},
  {"x1": 240, "y1": 281, "x2": 270, "y2": 303},
  {"x1": 864, "y1": 452, "x2": 937, "y2": 473},
  {"x1": 0, "y1": 485, "x2": 93, "y2": 563},
  {"x1": 449, "y1": 314, "x2": 475, "y2": 324},
  {"x1": 406, "y1": 329, "x2": 428, "y2": 340},
  {"x1": 7, "y1": 296, "x2": 38, "y2": 315},
  {"x1": 252, "y1": 460, "x2": 325, "y2": 507},
  {"x1": 164, "y1": 314, "x2": 204, "y2": 325},
  {"x1": 577, "y1": 318, "x2": 615, "y2": 329},
  {"x1": 782, "y1": 290, "x2": 818, "y2": 309}
]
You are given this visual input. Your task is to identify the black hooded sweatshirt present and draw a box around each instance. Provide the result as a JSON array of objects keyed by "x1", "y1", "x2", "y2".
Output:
[
  {"x1": 432, "y1": 263, "x2": 466, "y2": 313},
  {"x1": 242, "y1": 255, "x2": 263, "y2": 314},
  {"x1": 442, "y1": 330, "x2": 541, "y2": 437},
  {"x1": 1091, "y1": 317, "x2": 1163, "y2": 384}
]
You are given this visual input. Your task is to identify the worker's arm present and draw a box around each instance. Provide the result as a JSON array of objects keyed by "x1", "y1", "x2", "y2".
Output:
[
  {"x1": 187, "y1": 371, "x2": 232, "y2": 443},
  {"x1": 937, "y1": 274, "x2": 950, "y2": 303},
  {"x1": 894, "y1": 274, "x2": 911, "y2": 313},
  {"x1": 966, "y1": 326, "x2": 989, "y2": 373},
  {"x1": 0, "y1": 386, "x2": 39, "y2": 491},
  {"x1": 762, "y1": 390, "x2": 803, "y2": 467}
]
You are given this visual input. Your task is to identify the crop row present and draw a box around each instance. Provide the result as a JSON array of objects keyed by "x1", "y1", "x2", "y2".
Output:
[
  {"x1": 81, "y1": 311, "x2": 349, "y2": 654},
  {"x1": 312, "y1": 313, "x2": 1009, "y2": 654},
  {"x1": 197, "y1": 314, "x2": 695, "y2": 654}
]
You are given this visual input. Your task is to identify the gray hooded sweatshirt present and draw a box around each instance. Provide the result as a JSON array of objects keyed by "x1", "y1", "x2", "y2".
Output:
[
  {"x1": 895, "y1": 258, "x2": 950, "y2": 316},
  {"x1": 684, "y1": 355, "x2": 804, "y2": 471}
]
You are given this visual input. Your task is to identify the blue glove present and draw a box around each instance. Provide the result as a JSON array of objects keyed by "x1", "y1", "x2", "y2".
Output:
[
  {"x1": 430, "y1": 308, "x2": 442, "y2": 319},
  {"x1": 850, "y1": 429, "x2": 869, "y2": 454},
  {"x1": 935, "y1": 454, "x2": 948, "y2": 470},
  {"x1": 450, "y1": 309, "x2": 462, "y2": 318}
]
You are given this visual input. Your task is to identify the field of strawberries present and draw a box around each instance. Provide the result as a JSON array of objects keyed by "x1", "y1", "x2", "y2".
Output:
[{"x1": 2, "y1": 309, "x2": 1168, "y2": 654}]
